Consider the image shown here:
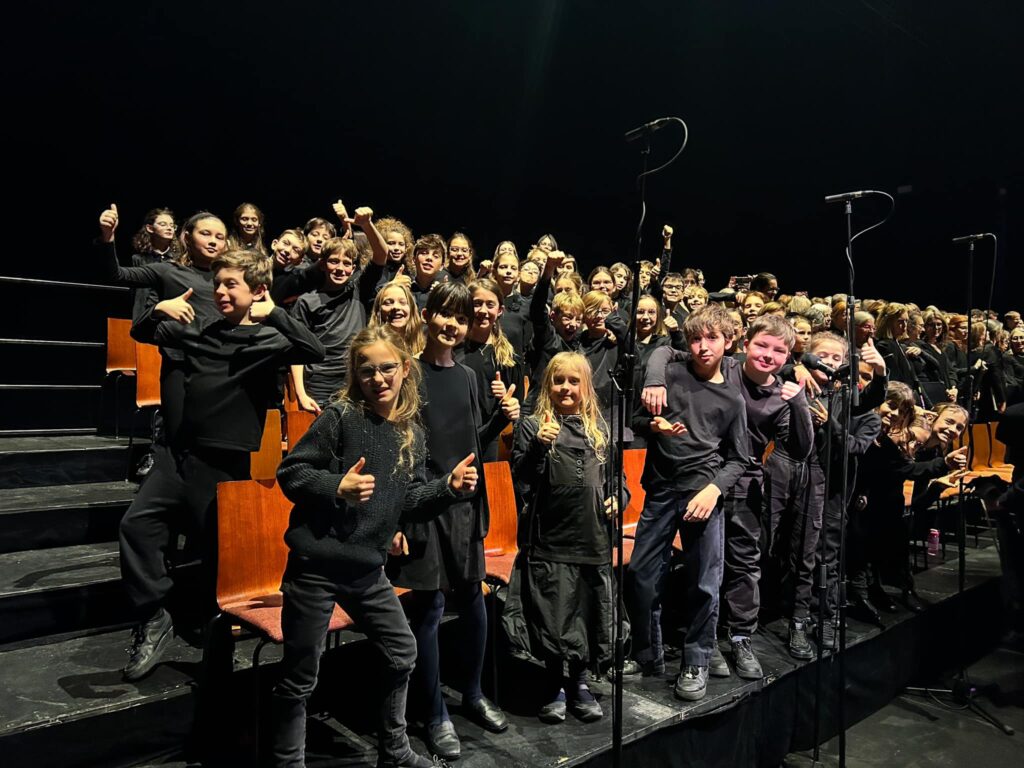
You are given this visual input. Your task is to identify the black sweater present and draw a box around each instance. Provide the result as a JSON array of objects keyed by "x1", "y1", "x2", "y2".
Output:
[
  {"x1": 132, "y1": 307, "x2": 324, "y2": 451},
  {"x1": 278, "y1": 402, "x2": 456, "y2": 568}
]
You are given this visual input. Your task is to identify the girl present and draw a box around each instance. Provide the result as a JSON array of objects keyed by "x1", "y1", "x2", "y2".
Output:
[
  {"x1": 789, "y1": 315, "x2": 812, "y2": 364},
  {"x1": 444, "y1": 232, "x2": 476, "y2": 285},
  {"x1": 388, "y1": 282, "x2": 518, "y2": 760},
  {"x1": 580, "y1": 290, "x2": 619, "y2": 416},
  {"x1": 459, "y1": 279, "x2": 526, "y2": 460},
  {"x1": 508, "y1": 352, "x2": 620, "y2": 723},
  {"x1": 631, "y1": 295, "x2": 673, "y2": 448},
  {"x1": 587, "y1": 266, "x2": 616, "y2": 299},
  {"x1": 303, "y1": 217, "x2": 337, "y2": 264},
  {"x1": 489, "y1": 250, "x2": 533, "y2": 358},
  {"x1": 370, "y1": 281, "x2": 425, "y2": 357},
  {"x1": 128, "y1": 208, "x2": 181, "y2": 321},
  {"x1": 227, "y1": 202, "x2": 268, "y2": 257},
  {"x1": 683, "y1": 285, "x2": 708, "y2": 313},
  {"x1": 741, "y1": 291, "x2": 767, "y2": 326},
  {"x1": 273, "y1": 326, "x2": 478, "y2": 768},
  {"x1": 371, "y1": 216, "x2": 415, "y2": 291},
  {"x1": 535, "y1": 233, "x2": 558, "y2": 253},
  {"x1": 518, "y1": 257, "x2": 541, "y2": 298},
  {"x1": 609, "y1": 262, "x2": 633, "y2": 316}
]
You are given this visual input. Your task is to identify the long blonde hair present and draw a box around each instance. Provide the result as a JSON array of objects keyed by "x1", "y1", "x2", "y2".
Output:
[
  {"x1": 469, "y1": 278, "x2": 516, "y2": 368},
  {"x1": 533, "y1": 352, "x2": 608, "y2": 462},
  {"x1": 338, "y1": 326, "x2": 423, "y2": 472},
  {"x1": 369, "y1": 282, "x2": 425, "y2": 356}
]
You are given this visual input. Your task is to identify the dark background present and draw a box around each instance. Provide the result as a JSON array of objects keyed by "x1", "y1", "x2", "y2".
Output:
[{"x1": 6, "y1": 0, "x2": 1022, "y2": 311}]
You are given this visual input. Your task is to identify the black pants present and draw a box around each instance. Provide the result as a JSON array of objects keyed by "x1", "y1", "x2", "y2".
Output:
[
  {"x1": 271, "y1": 559, "x2": 417, "y2": 767},
  {"x1": 118, "y1": 443, "x2": 249, "y2": 616},
  {"x1": 720, "y1": 476, "x2": 765, "y2": 638},
  {"x1": 816, "y1": 493, "x2": 849, "y2": 619}
]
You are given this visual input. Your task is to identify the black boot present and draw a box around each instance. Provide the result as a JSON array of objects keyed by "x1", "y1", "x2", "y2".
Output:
[
  {"x1": 847, "y1": 596, "x2": 884, "y2": 628},
  {"x1": 901, "y1": 589, "x2": 927, "y2": 613},
  {"x1": 123, "y1": 607, "x2": 174, "y2": 681},
  {"x1": 868, "y1": 583, "x2": 898, "y2": 613}
]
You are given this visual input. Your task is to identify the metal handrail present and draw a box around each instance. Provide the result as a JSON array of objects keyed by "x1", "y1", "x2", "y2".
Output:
[
  {"x1": 0, "y1": 338, "x2": 106, "y2": 348},
  {"x1": 0, "y1": 275, "x2": 129, "y2": 292}
]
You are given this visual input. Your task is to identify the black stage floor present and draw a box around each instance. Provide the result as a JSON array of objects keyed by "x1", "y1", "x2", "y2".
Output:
[{"x1": 1, "y1": 542, "x2": 1008, "y2": 767}]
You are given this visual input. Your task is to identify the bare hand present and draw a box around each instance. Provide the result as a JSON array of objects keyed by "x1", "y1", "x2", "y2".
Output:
[
  {"x1": 537, "y1": 412, "x2": 561, "y2": 445},
  {"x1": 99, "y1": 203, "x2": 119, "y2": 242},
  {"x1": 490, "y1": 372, "x2": 507, "y2": 400},
  {"x1": 389, "y1": 531, "x2": 409, "y2": 556},
  {"x1": 477, "y1": 260, "x2": 492, "y2": 276},
  {"x1": 500, "y1": 384, "x2": 520, "y2": 421},
  {"x1": 860, "y1": 338, "x2": 886, "y2": 375},
  {"x1": 905, "y1": 345, "x2": 923, "y2": 358},
  {"x1": 933, "y1": 469, "x2": 969, "y2": 489},
  {"x1": 946, "y1": 387, "x2": 958, "y2": 402},
  {"x1": 780, "y1": 379, "x2": 806, "y2": 402},
  {"x1": 793, "y1": 365, "x2": 822, "y2": 397},
  {"x1": 353, "y1": 206, "x2": 374, "y2": 228},
  {"x1": 155, "y1": 287, "x2": 195, "y2": 324},
  {"x1": 298, "y1": 394, "x2": 321, "y2": 415},
  {"x1": 448, "y1": 453, "x2": 478, "y2": 494},
  {"x1": 642, "y1": 385, "x2": 668, "y2": 415},
  {"x1": 389, "y1": 264, "x2": 412, "y2": 289},
  {"x1": 684, "y1": 484, "x2": 721, "y2": 521},
  {"x1": 545, "y1": 250, "x2": 565, "y2": 272},
  {"x1": 338, "y1": 457, "x2": 375, "y2": 504},
  {"x1": 809, "y1": 398, "x2": 829, "y2": 427},
  {"x1": 604, "y1": 496, "x2": 618, "y2": 520},
  {"x1": 650, "y1": 416, "x2": 687, "y2": 436},
  {"x1": 945, "y1": 445, "x2": 969, "y2": 470},
  {"x1": 248, "y1": 293, "x2": 276, "y2": 322},
  {"x1": 663, "y1": 314, "x2": 678, "y2": 332},
  {"x1": 662, "y1": 224, "x2": 673, "y2": 243}
]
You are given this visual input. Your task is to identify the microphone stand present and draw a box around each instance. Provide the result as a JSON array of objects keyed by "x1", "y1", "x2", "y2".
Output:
[
  {"x1": 610, "y1": 117, "x2": 688, "y2": 768},
  {"x1": 903, "y1": 234, "x2": 1013, "y2": 735}
]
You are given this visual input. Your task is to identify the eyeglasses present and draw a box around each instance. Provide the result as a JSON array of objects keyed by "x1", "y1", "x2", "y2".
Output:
[
  {"x1": 588, "y1": 309, "x2": 612, "y2": 318},
  {"x1": 356, "y1": 362, "x2": 401, "y2": 381}
]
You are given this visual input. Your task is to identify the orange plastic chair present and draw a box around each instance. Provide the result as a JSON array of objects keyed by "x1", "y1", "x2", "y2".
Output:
[
  {"x1": 283, "y1": 371, "x2": 300, "y2": 412},
  {"x1": 125, "y1": 341, "x2": 163, "y2": 480},
  {"x1": 482, "y1": 461, "x2": 519, "y2": 585},
  {"x1": 250, "y1": 410, "x2": 283, "y2": 480},
  {"x1": 105, "y1": 318, "x2": 137, "y2": 437},
  {"x1": 285, "y1": 410, "x2": 316, "y2": 451}
]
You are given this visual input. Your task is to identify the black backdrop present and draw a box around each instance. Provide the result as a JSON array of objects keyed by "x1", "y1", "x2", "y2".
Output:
[{"x1": 6, "y1": 0, "x2": 1022, "y2": 311}]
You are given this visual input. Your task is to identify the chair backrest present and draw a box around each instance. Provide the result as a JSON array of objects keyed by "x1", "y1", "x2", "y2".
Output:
[
  {"x1": 968, "y1": 422, "x2": 991, "y2": 469},
  {"x1": 135, "y1": 342, "x2": 162, "y2": 407},
  {"x1": 215, "y1": 479, "x2": 291, "y2": 607},
  {"x1": 622, "y1": 448, "x2": 647, "y2": 530},
  {"x1": 990, "y1": 430, "x2": 1008, "y2": 467},
  {"x1": 283, "y1": 371, "x2": 300, "y2": 413},
  {"x1": 250, "y1": 410, "x2": 283, "y2": 480},
  {"x1": 286, "y1": 410, "x2": 317, "y2": 450},
  {"x1": 106, "y1": 318, "x2": 137, "y2": 374},
  {"x1": 483, "y1": 461, "x2": 517, "y2": 555}
]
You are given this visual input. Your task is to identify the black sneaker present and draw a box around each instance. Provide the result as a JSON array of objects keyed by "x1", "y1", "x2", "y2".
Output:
[
  {"x1": 123, "y1": 607, "x2": 174, "y2": 681},
  {"x1": 539, "y1": 689, "x2": 567, "y2": 723},
  {"x1": 788, "y1": 620, "x2": 814, "y2": 660},
  {"x1": 136, "y1": 452, "x2": 155, "y2": 478},
  {"x1": 568, "y1": 685, "x2": 603, "y2": 722},
  {"x1": 818, "y1": 619, "x2": 836, "y2": 651},
  {"x1": 378, "y1": 752, "x2": 449, "y2": 768},
  {"x1": 709, "y1": 644, "x2": 731, "y2": 677},
  {"x1": 730, "y1": 638, "x2": 763, "y2": 680},
  {"x1": 673, "y1": 665, "x2": 708, "y2": 701},
  {"x1": 616, "y1": 656, "x2": 665, "y2": 678}
]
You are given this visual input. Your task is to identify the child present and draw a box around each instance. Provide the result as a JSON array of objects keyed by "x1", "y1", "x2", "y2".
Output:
[
  {"x1": 490, "y1": 250, "x2": 534, "y2": 359},
  {"x1": 370, "y1": 280, "x2": 425, "y2": 357},
  {"x1": 579, "y1": 290, "x2": 620, "y2": 416},
  {"x1": 371, "y1": 216, "x2": 415, "y2": 292},
  {"x1": 120, "y1": 251, "x2": 325, "y2": 682},
  {"x1": 270, "y1": 228, "x2": 307, "y2": 272},
  {"x1": 289, "y1": 235, "x2": 380, "y2": 414},
  {"x1": 409, "y1": 234, "x2": 447, "y2": 310},
  {"x1": 388, "y1": 282, "x2": 518, "y2": 760},
  {"x1": 642, "y1": 315, "x2": 814, "y2": 679},
  {"x1": 442, "y1": 231, "x2": 476, "y2": 285},
  {"x1": 628, "y1": 304, "x2": 751, "y2": 701},
  {"x1": 302, "y1": 216, "x2": 336, "y2": 264},
  {"x1": 458, "y1": 278, "x2": 526, "y2": 461},
  {"x1": 273, "y1": 326, "x2": 478, "y2": 768},
  {"x1": 227, "y1": 202, "x2": 268, "y2": 256},
  {"x1": 509, "y1": 352, "x2": 623, "y2": 722}
]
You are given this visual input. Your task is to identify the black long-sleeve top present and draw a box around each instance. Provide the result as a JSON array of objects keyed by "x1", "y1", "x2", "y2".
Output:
[
  {"x1": 277, "y1": 402, "x2": 456, "y2": 569},
  {"x1": 132, "y1": 307, "x2": 324, "y2": 451}
]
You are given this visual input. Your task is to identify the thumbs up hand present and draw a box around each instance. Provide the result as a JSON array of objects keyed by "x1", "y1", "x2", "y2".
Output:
[
  {"x1": 490, "y1": 371, "x2": 507, "y2": 400},
  {"x1": 537, "y1": 412, "x2": 561, "y2": 445},
  {"x1": 389, "y1": 264, "x2": 412, "y2": 289},
  {"x1": 448, "y1": 453, "x2": 478, "y2": 494},
  {"x1": 500, "y1": 383, "x2": 520, "y2": 421},
  {"x1": 99, "y1": 203, "x2": 119, "y2": 242},
  {"x1": 338, "y1": 457, "x2": 376, "y2": 504},
  {"x1": 154, "y1": 287, "x2": 196, "y2": 324}
]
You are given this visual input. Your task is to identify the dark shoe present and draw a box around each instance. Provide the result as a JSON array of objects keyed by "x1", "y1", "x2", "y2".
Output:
[
  {"x1": 538, "y1": 689, "x2": 566, "y2": 723},
  {"x1": 568, "y1": 686, "x2": 603, "y2": 722},
  {"x1": 617, "y1": 656, "x2": 665, "y2": 678},
  {"x1": 817, "y1": 619, "x2": 837, "y2": 651},
  {"x1": 730, "y1": 638, "x2": 763, "y2": 680},
  {"x1": 847, "y1": 597, "x2": 884, "y2": 628},
  {"x1": 788, "y1": 620, "x2": 814, "y2": 660},
  {"x1": 674, "y1": 665, "x2": 708, "y2": 701},
  {"x1": 378, "y1": 750, "x2": 447, "y2": 768},
  {"x1": 869, "y1": 584, "x2": 898, "y2": 613},
  {"x1": 425, "y1": 721, "x2": 460, "y2": 761},
  {"x1": 709, "y1": 644, "x2": 731, "y2": 678},
  {"x1": 464, "y1": 696, "x2": 508, "y2": 733},
  {"x1": 122, "y1": 607, "x2": 173, "y2": 681},
  {"x1": 136, "y1": 452, "x2": 155, "y2": 478},
  {"x1": 901, "y1": 590, "x2": 927, "y2": 613}
]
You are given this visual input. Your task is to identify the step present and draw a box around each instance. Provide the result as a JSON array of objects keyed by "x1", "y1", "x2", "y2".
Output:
[
  {"x1": 0, "y1": 435, "x2": 147, "y2": 489},
  {"x1": 0, "y1": 542, "x2": 129, "y2": 643},
  {"x1": 0, "y1": 481, "x2": 137, "y2": 553},
  {"x1": 0, "y1": 625, "x2": 247, "y2": 768},
  {"x1": 0, "y1": 386, "x2": 103, "y2": 432}
]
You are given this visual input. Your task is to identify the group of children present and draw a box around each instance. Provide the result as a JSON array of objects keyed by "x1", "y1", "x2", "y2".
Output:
[{"x1": 96, "y1": 200, "x2": 1015, "y2": 766}]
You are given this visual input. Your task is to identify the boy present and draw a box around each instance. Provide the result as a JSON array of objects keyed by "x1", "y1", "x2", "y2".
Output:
[
  {"x1": 270, "y1": 228, "x2": 307, "y2": 271},
  {"x1": 119, "y1": 251, "x2": 324, "y2": 681},
  {"x1": 643, "y1": 315, "x2": 814, "y2": 678},
  {"x1": 409, "y1": 234, "x2": 447, "y2": 310},
  {"x1": 628, "y1": 304, "x2": 752, "y2": 701}
]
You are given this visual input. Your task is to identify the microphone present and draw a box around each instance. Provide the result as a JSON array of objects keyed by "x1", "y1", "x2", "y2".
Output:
[
  {"x1": 804, "y1": 357, "x2": 851, "y2": 379},
  {"x1": 824, "y1": 190, "x2": 878, "y2": 204},
  {"x1": 952, "y1": 233, "x2": 989, "y2": 244},
  {"x1": 625, "y1": 118, "x2": 671, "y2": 143}
]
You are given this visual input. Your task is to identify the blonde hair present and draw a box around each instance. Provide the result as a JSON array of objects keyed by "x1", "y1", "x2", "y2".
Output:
[
  {"x1": 469, "y1": 278, "x2": 516, "y2": 369},
  {"x1": 552, "y1": 291, "x2": 585, "y2": 317},
  {"x1": 339, "y1": 326, "x2": 422, "y2": 472},
  {"x1": 376, "y1": 216, "x2": 414, "y2": 271},
  {"x1": 210, "y1": 249, "x2": 273, "y2": 291},
  {"x1": 532, "y1": 352, "x2": 608, "y2": 462},
  {"x1": 876, "y1": 302, "x2": 909, "y2": 340},
  {"x1": 369, "y1": 282, "x2": 424, "y2": 356},
  {"x1": 582, "y1": 289, "x2": 613, "y2": 315}
]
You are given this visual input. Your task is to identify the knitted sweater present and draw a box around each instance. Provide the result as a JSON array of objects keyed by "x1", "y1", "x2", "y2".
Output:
[{"x1": 278, "y1": 401, "x2": 455, "y2": 568}]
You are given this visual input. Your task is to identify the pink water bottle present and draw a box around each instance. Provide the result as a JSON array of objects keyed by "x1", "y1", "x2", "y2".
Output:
[{"x1": 927, "y1": 529, "x2": 940, "y2": 557}]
